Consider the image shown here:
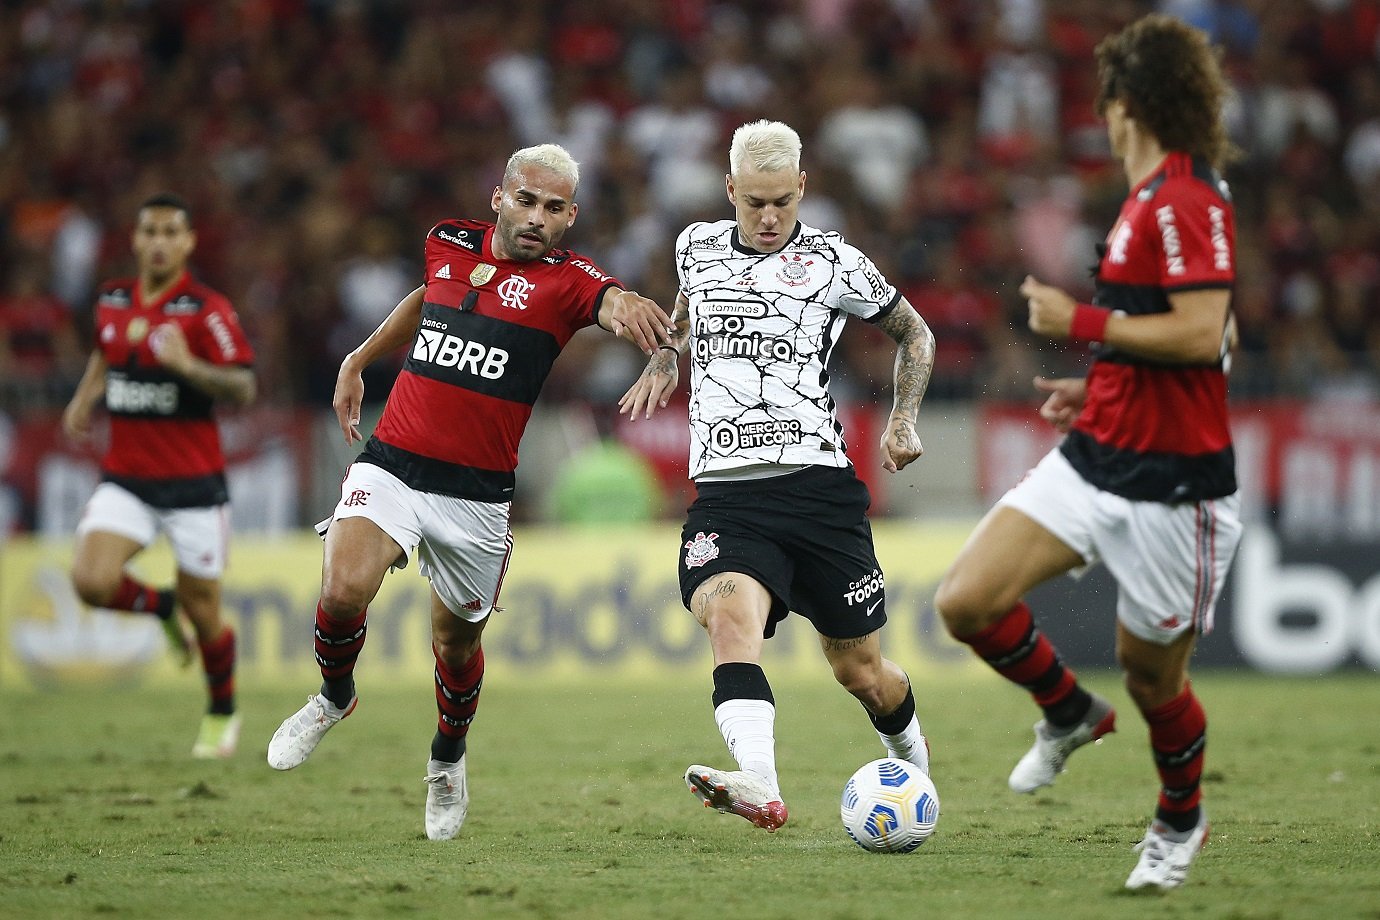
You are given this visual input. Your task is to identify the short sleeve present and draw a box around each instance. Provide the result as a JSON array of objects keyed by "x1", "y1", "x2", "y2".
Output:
[
  {"x1": 1155, "y1": 179, "x2": 1235, "y2": 291},
  {"x1": 834, "y1": 239, "x2": 902, "y2": 321},
  {"x1": 198, "y1": 296, "x2": 255, "y2": 366}
]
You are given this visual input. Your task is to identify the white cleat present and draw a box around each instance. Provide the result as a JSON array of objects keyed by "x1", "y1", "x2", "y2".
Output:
[
  {"x1": 424, "y1": 756, "x2": 469, "y2": 840},
  {"x1": 1126, "y1": 812, "x2": 1210, "y2": 890},
  {"x1": 266, "y1": 693, "x2": 356, "y2": 770},
  {"x1": 685, "y1": 765, "x2": 788, "y2": 831},
  {"x1": 1008, "y1": 694, "x2": 1116, "y2": 794}
]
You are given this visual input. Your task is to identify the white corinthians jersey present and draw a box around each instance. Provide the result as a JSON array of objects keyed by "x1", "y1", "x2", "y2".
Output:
[{"x1": 676, "y1": 219, "x2": 901, "y2": 478}]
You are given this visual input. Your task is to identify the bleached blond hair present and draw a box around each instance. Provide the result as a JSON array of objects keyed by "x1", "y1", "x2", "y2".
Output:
[
  {"x1": 504, "y1": 143, "x2": 581, "y2": 195},
  {"x1": 728, "y1": 120, "x2": 802, "y2": 176}
]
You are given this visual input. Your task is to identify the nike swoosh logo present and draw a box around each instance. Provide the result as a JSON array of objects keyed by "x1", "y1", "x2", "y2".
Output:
[{"x1": 866, "y1": 598, "x2": 882, "y2": 616}]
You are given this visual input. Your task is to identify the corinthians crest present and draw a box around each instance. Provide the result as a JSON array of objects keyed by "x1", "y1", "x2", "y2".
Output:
[
  {"x1": 775, "y1": 253, "x2": 813, "y2": 287},
  {"x1": 683, "y1": 531, "x2": 720, "y2": 568}
]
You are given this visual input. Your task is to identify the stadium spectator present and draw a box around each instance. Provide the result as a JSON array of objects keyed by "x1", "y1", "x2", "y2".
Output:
[
  {"x1": 619, "y1": 120, "x2": 936, "y2": 832},
  {"x1": 264, "y1": 144, "x2": 675, "y2": 841},
  {"x1": 61, "y1": 193, "x2": 256, "y2": 759},
  {"x1": 0, "y1": 0, "x2": 1377, "y2": 522},
  {"x1": 934, "y1": 15, "x2": 1242, "y2": 890}
]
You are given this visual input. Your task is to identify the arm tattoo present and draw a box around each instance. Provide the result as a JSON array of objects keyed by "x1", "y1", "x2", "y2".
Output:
[
  {"x1": 877, "y1": 305, "x2": 934, "y2": 423},
  {"x1": 647, "y1": 295, "x2": 692, "y2": 375}
]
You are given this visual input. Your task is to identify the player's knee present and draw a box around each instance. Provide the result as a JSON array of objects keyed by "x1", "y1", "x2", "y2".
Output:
[
  {"x1": 933, "y1": 573, "x2": 998, "y2": 638},
  {"x1": 318, "y1": 574, "x2": 371, "y2": 620},
  {"x1": 1119, "y1": 660, "x2": 1182, "y2": 711},
  {"x1": 71, "y1": 567, "x2": 116, "y2": 607},
  {"x1": 433, "y1": 633, "x2": 480, "y2": 669},
  {"x1": 830, "y1": 658, "x2": 883, "y2": 705}
]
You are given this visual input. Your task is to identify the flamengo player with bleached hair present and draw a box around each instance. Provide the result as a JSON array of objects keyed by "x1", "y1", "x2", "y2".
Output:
[
  {"x1": 621, "y1": 120, "x2": 937, "y2": 832},
  {"x1": 266, "y1": 144, "x2": 675, "y2": 841},
  {"x1": 63, "y1": 192, "x2": 257, "y2": 760},
  {"x1": 934, "y1": 15, "x2": 1242, "y2": 890}
]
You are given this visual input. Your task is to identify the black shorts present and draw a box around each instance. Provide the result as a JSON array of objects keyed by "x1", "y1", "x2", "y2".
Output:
[{"x1": 677, "y1": 464, "x2": 887, "y2": 640}]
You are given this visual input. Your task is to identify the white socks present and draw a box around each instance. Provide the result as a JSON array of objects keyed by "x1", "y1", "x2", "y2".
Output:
[
  {"x1": 714, "y1": 698, "x2": 780, "y2": 797},
  {"x1": 878, "y1": 714, "x2": 929, "y2": 775}
]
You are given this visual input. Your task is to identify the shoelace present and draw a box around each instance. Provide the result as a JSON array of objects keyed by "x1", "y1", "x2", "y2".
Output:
[{"x1": 425, "y1": 772, "x2": 459, "y2": 803}]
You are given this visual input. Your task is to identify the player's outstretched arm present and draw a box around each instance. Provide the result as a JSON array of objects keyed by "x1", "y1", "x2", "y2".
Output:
[
  {"x1": 619, "y1": 292, "x2": 689, "y2": 420},
  {"x1": 334, "y1": 285, "x2": 426, "y2": 445},
  {"x1": 596, "y1": 287, "x2": 676, "y2": 355},
  {"x1": 875, "y1": 298, "x2": 935, "y2": 473},
  {"x1": 62, "y1": 350, "x2": 109, "y2": 441}
]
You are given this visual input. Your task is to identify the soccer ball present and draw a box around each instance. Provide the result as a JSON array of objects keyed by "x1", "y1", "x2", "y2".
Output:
[{"x1": 840, "y1": 758, "x2": 939, "y2": 853}]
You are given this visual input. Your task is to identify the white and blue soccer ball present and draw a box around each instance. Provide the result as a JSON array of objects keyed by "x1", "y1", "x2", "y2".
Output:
[{"x1": 841, "y1": 757, "x2": 940, "y2": 853}]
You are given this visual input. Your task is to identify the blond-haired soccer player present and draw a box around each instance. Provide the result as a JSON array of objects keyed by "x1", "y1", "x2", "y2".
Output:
[
  {"x1": 622, "y1": 120, "x2": 937, "y2": 831},
  {"x1": 266, "y1": 144, "x2": 674, "y2": 840}
]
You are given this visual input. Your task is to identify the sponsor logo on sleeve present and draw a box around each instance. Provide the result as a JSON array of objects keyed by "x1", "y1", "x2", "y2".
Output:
[
  {"x1": 205, "y1": 312, "x2": 239, "y2": 360},
  {"x1": 1156, "y1": 204, "x2": 1185, "y2": 275}
]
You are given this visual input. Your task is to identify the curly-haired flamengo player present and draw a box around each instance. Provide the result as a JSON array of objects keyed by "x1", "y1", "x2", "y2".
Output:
[
  {"x1": 934, "y1": 15, "x2": 1242, "y2": 890},
  {"x1": 265, "y1": 144, "x2": 675, "y2": 841},
  {"x1": 63, "y1": 192, "x2": 257, "y2": 759},
  {"x1": 621, "y1": 120, "x2": 937, "y2": 832}
]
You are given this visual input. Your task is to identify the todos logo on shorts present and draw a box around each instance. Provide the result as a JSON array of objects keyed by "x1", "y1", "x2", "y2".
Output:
[{"x1": 710, "y1": 419, "x2": 803, "y2": 454}]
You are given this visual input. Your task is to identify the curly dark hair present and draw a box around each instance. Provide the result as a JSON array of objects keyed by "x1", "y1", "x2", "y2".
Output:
[{"x1": 1094, "y1": 14, "x2": 1238, "y2": 169}]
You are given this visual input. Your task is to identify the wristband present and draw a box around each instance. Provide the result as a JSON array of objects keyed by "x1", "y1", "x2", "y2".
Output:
[
  {"x1": 658, "y1": 345, "x2": 680, "y2": 355},
  {"x1": 1069, "y1": 304, "x2": 1112, "y2": 343}
]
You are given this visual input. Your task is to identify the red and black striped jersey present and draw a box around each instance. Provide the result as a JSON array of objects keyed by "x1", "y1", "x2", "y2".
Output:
[
  {"x1": 1062, "y1": 151, "x2": 1237, "y2": 502},
  {"x1": 363, "y1": 219, "x2": 620, "y2": 501},
  {"x1": 94, "y1": 271, "x2": 255, "y2": 507}
]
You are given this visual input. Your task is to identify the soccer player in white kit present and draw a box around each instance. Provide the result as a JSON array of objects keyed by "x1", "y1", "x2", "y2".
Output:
[
  {"x1": 934, "y1": 15, "x2": 1243, "y2": 890},
  {"x1": 621, "y1": 120, "x2": 937, "y2": 832}
]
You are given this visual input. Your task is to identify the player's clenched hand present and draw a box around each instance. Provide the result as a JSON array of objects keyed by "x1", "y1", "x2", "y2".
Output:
[
  {"x1": 149, "y1": 322, "x2": 193, "y2": 374},
  {"x1": 1021, "y1": 275, "x2": 1077, "y2": 339},
  {"x1": 618, "y1": 354, "x2": 680, "y2": 420},
  {"x1": 1033, "y1": 375, "x2": 1086, "y2": 433},
  {"x1": 606, "y1": 289, "x2": 675, "y2": 355},
  {"x1": 333, "y1": 361, "x2": 366, "y2": 445},
  {"x1": 880, "y1": 416, "x2": 924, "y2": 473}
]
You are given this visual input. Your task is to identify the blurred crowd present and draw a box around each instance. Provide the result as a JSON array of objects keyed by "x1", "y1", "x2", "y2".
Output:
[{"x1": 2, "y1": 0, "x2": 1379, "y2": 417}]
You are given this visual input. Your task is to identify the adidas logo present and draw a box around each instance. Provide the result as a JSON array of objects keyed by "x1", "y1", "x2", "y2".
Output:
[
  {"x1": 435, "y1": 263, "x2": 452, "y2": 279},
  {"x1": 461, "y1": 598, "x2": 483, "y2": 612}
]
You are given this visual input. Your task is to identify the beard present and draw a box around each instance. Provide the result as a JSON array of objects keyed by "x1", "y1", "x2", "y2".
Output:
[{"x1": 496, "y1": 223, "x2": 551, "y2": 262}]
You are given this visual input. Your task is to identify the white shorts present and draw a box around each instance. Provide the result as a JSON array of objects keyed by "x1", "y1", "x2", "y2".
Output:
[
  {"x1": 76, "y1": 482, "x2": 229, "y2": 579},
  {"x1": 998, "y1": 449, "x2": 1243, "y2": 645},
  {"x1": 321, "y1": 462, "x2": 513, "y2": 622}
]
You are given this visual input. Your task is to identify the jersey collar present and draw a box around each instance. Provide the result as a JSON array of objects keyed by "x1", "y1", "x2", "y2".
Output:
[{"x1": 730, "y1": 221, "x2": 802, "y2": 256}]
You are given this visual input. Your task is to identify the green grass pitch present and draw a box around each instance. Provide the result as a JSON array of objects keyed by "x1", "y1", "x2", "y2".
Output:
[{"x1": 2, "y1": 670, "x2": 1377, "y2": 919}]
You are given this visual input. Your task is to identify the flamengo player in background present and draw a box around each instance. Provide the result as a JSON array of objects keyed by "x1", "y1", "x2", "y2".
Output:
[
  {"x1": 266, "y1": 144, "x2": 674, "y2": 841},
  {"x1": 620, "y1": 120, "x2": 936, "y2": 832},
  {"x1": 934, "y1": 15, "x2": 1241, "y2": 891},
  {"x1": 62, "y1": 193, "x2": 257, "y2": 759}
]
